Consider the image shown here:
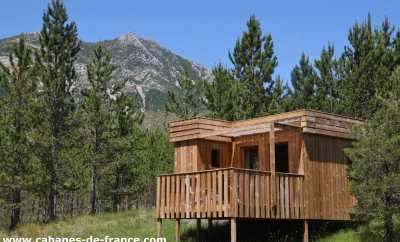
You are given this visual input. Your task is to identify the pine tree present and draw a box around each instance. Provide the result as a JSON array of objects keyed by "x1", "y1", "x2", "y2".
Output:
[
  {"x1": 81, "y1": 46, "x2": 125, "y2": 214},
  {"x1": 229, "y1": 15, "x2": 278, "y2": 118},
  {"x1": 314, "y1": 45, "x2": 340, "y2": 113},
  {"x1": 108, "y1": 90, "x2": 143, "y2": 212},
  {"x1": 338, "y1": 15, "x2": 400, "y2": 118},
  {"x1": 290, "y1": 53, "x2": 318, "y2": 109},
  {"x1": 205, "y1": 64, "x2": 246, "y2": 121},
  {"x1": 267, "y1": 76, "x2": 292, "y2": 114},
  {"x1": 345, "y1": 97, "x2": 400, "y2": 242},
  {"x1": 34, "y1": 0, "x2": 81, "y2": 220},
  {"x1": 0, "y1": 37, "x2": 38, "y2": 229},
  {"x1": 165, "y1": 69, "x2": 205, "y2": 119},
  {"x1": 139, "y1": 128, "x2": 173, "y2": 207}
]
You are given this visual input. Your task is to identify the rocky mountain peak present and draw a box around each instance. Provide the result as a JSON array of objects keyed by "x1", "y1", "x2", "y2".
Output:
[
  {"x1": 0, "y1": 32, "x2": 211, "y2": 115},
  {"x1": 117, "y1": 32, "x2": 140, "y2": 44}
]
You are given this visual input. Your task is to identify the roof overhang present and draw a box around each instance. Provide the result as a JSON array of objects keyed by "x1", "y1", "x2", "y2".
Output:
[{"x1": 197, "y1": 122, "x2": 301, "y2": 139}]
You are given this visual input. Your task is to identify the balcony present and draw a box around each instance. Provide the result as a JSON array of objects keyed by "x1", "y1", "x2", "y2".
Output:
[{"x1": 156, "y1": 167, "x2": 305, "y2": 220}]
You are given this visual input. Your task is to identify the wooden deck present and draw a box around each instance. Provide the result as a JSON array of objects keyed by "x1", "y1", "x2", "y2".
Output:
[{"x1": 156, "y1": 168, "x2": 305, "y2": 219}]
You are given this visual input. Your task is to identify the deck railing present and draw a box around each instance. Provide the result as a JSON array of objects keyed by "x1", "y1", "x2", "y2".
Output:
[{"x1": 156, "y1": 167, "x2": 304, "y2": 219}]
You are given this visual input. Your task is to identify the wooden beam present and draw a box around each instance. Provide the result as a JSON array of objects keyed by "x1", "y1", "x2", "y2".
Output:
[
  {"x1": 196, "y1": 122, "x2": 297, "y2": 140},
  {"x1": 169, "y1": 134, "x2": 232, "y2": 143},
  {"x1": 303, "y1": 220, "x2": 309, "y2": 242},
  {"x1": 270, "y1": 122, "x2": 276, "y2": 211},
  {"x1": 169, "y1": 117, "x2": 231, "y2": 128},
  {"x1": 196, "y1": 219, "x2": 201, "y2": 242},
  {"x1": 230, "y1": 218, "x2": 237, "y2": 242},
  {"x1": 156, "y1": 219, "x2": 162, "y2": 238},
  {"x1": 197, "y1": 123, "x2": 273, "y2": 139},
  {"x1": 175, "y1": 219, "x2": 181, "y2": 242},
  {"x1": 208, "y1": 219, "x2": 212, "y2": 229}
]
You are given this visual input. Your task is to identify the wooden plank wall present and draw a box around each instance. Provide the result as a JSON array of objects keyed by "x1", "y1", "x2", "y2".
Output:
[
  {"x1": 174, "y1": 140, "x2": 231, "y2": 173},
  {"x1": 301, "y1": 111, "x2": 362, "y2": 139},
  {"x1": 174, "y1": 140, "x2": 197, "y2": 173},
  {"x1": 197, "y1": 140, "x2": 232, "y2": 170},
  {"x1": 303, "y1": 133, "x2": 354, "y2": 220},
  {"x1": 169, "y1": 118, "x2": 231, "y2": 143},
  {"x1": 231, "y1": 130, "x2": 302, "y2": 173}
]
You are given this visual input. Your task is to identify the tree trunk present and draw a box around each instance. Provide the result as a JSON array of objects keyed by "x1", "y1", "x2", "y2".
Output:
[
  {"x1": 48, "y1": 179, "x2": 57, "y2": 221},
  {"x1": 383, "y1": 198, "x2": 393, "y2": 242},
  {"x1": 48, "y1": 129, "x2": 59, "y2": 221},
  {"x1": 9, "y1": 188, "x2": 21, "y2": 230},
  {"x1": 89, "y1": 164, "x2": 97, "y2": 215},
  {"x1": 112, "y1": 174, "x2": 121, "y2": 212}
]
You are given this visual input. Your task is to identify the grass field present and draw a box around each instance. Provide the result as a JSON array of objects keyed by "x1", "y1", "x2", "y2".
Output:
[{"x1": 0, "y1": 209, "x2": 359, "y2": 242}]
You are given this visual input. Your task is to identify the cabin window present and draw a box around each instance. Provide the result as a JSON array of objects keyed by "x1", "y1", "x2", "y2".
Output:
[
  {"x1": 244, "y1": 146, "x2": 259, "y2": 170},
  {"x1": 211, "y1": 149, "x2": 220, "y2": 168},
  {"x1": 275, "y1": 142, "x2": 289, "y2": 173}
]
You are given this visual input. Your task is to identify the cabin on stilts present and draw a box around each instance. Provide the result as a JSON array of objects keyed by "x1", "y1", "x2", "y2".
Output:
[{"x1": 155, "y1": 109, "x2": 362, "y2": 242}]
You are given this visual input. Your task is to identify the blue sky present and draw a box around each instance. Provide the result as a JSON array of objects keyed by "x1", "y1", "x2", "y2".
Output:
[{"x1": 1, "y1": 0, "x2": 400, "y2": 81}]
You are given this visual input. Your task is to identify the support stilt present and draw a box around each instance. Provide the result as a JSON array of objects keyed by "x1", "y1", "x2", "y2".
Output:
[
  {"x1": 175, "y1": 219, "x2": 181, "y2": 242},
  {"x1": 196, "y1": 219, "x2": 201, "y2": 242},
  {"x1": 156, "y1": 219, "x2": 162, "y2": 238},
  {"x1": 230, "y1": 218, "x2": 237, "y2": 242},
  {"x1": 303, "y1": 220, "x2": 309, "y2": 242}
]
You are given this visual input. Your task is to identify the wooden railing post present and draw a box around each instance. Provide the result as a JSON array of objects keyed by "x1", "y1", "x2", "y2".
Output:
[
  {"x1": 230, "y1": 169, "x2": 238, "y2": 217},
  {"x1": 230, "y1": 218, "x2": 237, "y2": 242},
  {"x1": 196, "y1": 219, "x2": 201, "y2": 242},
  {"x1": 303, "y1": 219, "x2": 309, "y2": 242},
  {"x1": 156, "y1": 218, "x2": 162, "y2": 238},
  {"x1": 269, "y1": 122, "x2": 276, "y2": 210},
  {"x1": 156, "y1": 177, "x2": 161, "y2": 218},
  {"x1": 175, "y1": 219, "x2": 181, "y2": 242}
]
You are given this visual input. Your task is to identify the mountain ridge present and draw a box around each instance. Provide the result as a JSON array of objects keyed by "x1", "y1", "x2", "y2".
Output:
[{"x1": 0, "y1": 32, "x2": 211, "y2": 113}]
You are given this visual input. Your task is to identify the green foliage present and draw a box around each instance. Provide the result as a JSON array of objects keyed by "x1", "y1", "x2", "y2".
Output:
[
  {"x1": 81, "y1": 46, "x2": 121, "y2": 214},
  {"x1": 291, "y1": 46, "x2": 341, "y2": 113},
  {"x1": 229, "y1": 15, "x2": 278, "y2": 118},
  {"x1": 357, "y1": 217, "x2": 400, "y2": 242},
  {"x1": 313, "y1": 45, "x2": 340, "y2": 113},
  {"x1": 337, "y1": 15, "x2": 400, "y2": 119},
  {"x1": 267, "y1": 76, "x2": 292, "y2": 114},
  {"x1": 316, "y1": 230, "x2": 359, "y2": 242},
  {"x1": 205, "y1": 64, "x2": 246, "y2": 120},
  {"x1": 0, "y1": 37, "x2": 42, "y2": 230},
  {"x1": 165, "y1": 69, "x2": 206, "y2": 119},
  {"x1": 290, "y1": 53, "x2": 318, "y2": 109},
  {"x1": 345, "y1": 98, "x2": 400, "y2": 242},
  {"x1": 204, "y1": 15, "x2": 282, "y2": 121},
  {"x1": 33, "y1": 0, "x2": 81, "y2": 221}
]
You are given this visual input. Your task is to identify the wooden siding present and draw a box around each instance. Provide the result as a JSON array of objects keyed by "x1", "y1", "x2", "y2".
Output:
[
  {"x1": 197, "y1": 140, "x2": 231, "y2": 170},
  {"x1": 174, "y1": 140, "x2": 198, "y2": 173},
  {"x1": 174, "y1": 140, "x2": 231, "y2": 173},
  {"x1": 156, "y1": 168, "x2": 305, "y2": 219},
  {"x1": 169, "y1": 118, "x2": 231, "y2": 143},
  {"x1": 303, "y1": 134, "x2": 354, "y2": 220},
  {"x1": 232, "y1": 130, "x2": 302, "y2": 173}
]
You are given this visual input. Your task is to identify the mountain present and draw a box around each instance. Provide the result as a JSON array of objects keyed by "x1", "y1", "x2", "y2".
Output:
[{"x1": 0, "y1": 32, "x2": 211, "y2": 114}]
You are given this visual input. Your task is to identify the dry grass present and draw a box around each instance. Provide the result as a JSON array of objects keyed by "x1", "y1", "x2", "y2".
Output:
[{"x1": 0, "y1": 209, "x2": 360, "y2": 242}]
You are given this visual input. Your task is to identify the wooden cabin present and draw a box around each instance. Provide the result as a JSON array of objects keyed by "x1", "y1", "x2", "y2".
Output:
[{"x1": 155, "y1": 109, "x2": 362, "y2": 242}]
